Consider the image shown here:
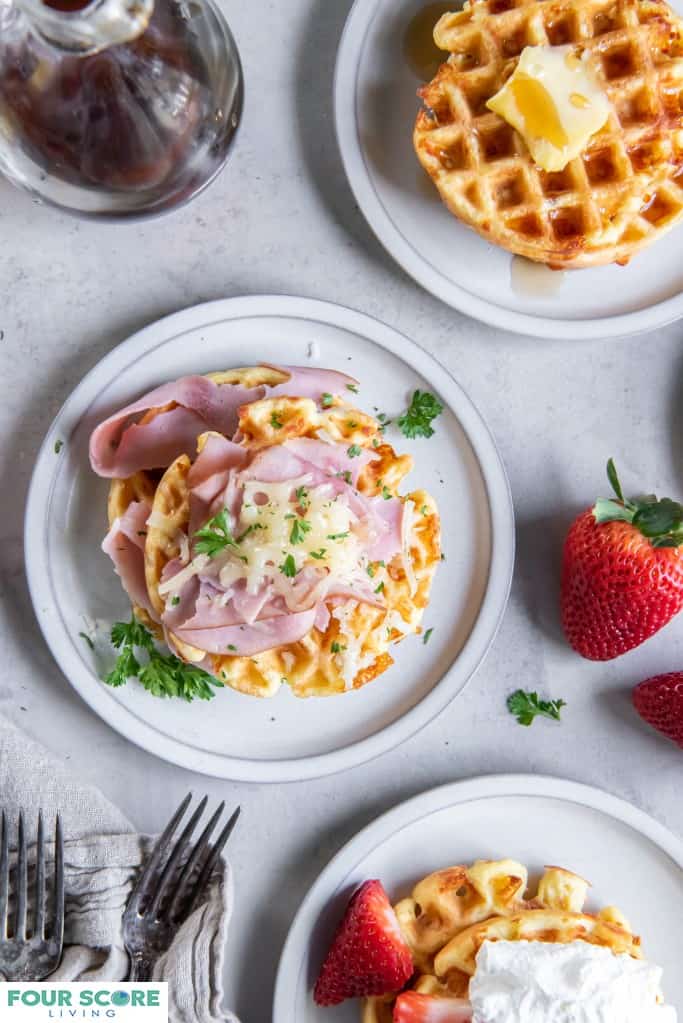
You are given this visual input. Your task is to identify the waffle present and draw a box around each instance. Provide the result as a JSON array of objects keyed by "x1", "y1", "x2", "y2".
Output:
[
  {"x1": 144, "y1": 427, "x2": 441, "y2": 699},
  {"x1": 362, "y1": 859, "x2": 641, "y2": 1022},
  {"x1": 413, "y1": 0, "x2": 683, "y2": 267}
]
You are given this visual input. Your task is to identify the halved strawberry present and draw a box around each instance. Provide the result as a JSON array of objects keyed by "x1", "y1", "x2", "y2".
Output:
[
  {"x1": 313, "y1": 880, "x2": 413, "y2": 1006},
  {"x1": 633, "y1": 671, "x2": 683, "y2": 749},
  {"x1": 561, "y1": 459, "x2": 683, "y2": 660},
  {"x1": 393, "y1": 993, "x2": 472, "y2": 1022}
]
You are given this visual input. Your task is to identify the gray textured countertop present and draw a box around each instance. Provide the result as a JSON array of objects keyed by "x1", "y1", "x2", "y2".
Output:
[{"x1": 0, "y1": 0, "x2": 681, "y2": 1018}]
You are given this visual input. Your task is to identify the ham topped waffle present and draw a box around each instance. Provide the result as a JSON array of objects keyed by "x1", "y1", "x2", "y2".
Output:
[{"x1": 89, "y1": 365, "x2": 441, "y2": 699}]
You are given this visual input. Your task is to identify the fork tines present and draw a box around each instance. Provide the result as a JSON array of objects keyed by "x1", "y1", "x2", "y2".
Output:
[
  {"x1": 127, "y1": 795, "x2": 240, "y2": 924},
  {"x1": 0, "y1": 811, "x2": 65, "y2": 979}
]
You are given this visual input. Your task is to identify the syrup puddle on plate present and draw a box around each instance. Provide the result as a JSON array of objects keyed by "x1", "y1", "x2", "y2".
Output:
[
  {"x1": 510, "y1": 256, "x2": 566, "y2": 298},
  {"x1": 404, "y1": 2, "x2": 455, "y2": 80}
]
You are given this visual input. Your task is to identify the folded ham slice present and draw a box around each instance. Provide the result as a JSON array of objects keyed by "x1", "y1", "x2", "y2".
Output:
[
  {"x1": 89, "y1": 365, "x2": 358, "y2": 478},
  {"x1": 101, "y1": 501, "x2": 157, "y2": 619}
]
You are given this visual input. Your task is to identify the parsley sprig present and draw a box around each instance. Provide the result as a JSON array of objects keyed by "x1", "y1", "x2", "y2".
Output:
[
  {"x1": 193, "y1": 509, "x2": 252, "y2": 561},
  {"x1": 507, "y1": 689, "x2": 566, "y2": 727},
  {"x1": 105, "y1": 618, "x2": 222, "y2": 702},
  {"x1": 397, "y1": 390, "x2": 443, "y2": 439},
  {"x1": 290, "y1": 517, "x2": 312, "y2": 545}
]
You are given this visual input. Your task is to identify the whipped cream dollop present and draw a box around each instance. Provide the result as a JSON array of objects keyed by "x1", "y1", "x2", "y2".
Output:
[{"x1": 469, "y1": 940, "x2": 677, "y2": 1023}]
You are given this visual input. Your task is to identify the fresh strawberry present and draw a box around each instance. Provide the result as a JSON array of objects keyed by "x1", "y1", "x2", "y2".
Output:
[
  {"x1": 393, "y1": 993, "x2": 472, "y2": 1022},
  {"x1": 633, "y1": 672, "x2": 683, "y2": 749},
  {"x1": 313, "y1": 880, "x2": 413, "y2": 1006},
  {"x1": 561, "y1": 459, "x2": 683, "y2": 660}
]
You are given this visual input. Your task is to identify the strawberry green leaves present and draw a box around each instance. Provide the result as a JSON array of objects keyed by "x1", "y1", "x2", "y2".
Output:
[{"x1": 593, "y1": 459, "x2": 683, "y2": 548}]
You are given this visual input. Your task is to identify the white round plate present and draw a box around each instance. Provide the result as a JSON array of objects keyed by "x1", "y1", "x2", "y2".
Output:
[
  {"x1": 25, "y1": 296, "x2": 514, "y2": 782},
  {"x1": 274, "y1": 775, "x2": 683, "y2": 1020},
  {"x1": 335, "y1": 0, "x2": 683, "y2": 339}
]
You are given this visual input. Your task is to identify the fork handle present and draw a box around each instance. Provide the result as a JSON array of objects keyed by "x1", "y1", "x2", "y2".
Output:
[{"x1": 128, "y1": 953, "x2": 155, "y2": 981}]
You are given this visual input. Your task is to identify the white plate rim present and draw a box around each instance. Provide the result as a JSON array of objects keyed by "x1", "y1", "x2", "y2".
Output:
[
  {"x1": 24, "y1": 294, "x2": 515, "y2": 783},
  {"x1": 273, "y1": 773, "x2": 683, "y2": 1018},
  {"x1": 333, "y1": 0, "x2": 683, "y2": 341}
]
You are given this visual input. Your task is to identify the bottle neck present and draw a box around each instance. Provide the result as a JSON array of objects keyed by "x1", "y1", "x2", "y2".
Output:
[{"x1": 17, "y1": 0, "x2": 154, "y2": 53}]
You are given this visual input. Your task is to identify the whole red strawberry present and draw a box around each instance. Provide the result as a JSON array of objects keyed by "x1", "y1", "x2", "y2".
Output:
[
  {"x1": 633, "y1": 672, "x2": 683, "y2": 749},
  {"x1": 313, "y1": 879, "x2": 413, "y2": 1006},
  {"x1": 561, "y1": 459, "x2": 683, "y2": 660}
]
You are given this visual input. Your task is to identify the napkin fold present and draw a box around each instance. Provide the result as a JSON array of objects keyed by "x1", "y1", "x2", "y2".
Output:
[{"x1": 0, "y1": 715, "x2": 239, "y2": 1023}]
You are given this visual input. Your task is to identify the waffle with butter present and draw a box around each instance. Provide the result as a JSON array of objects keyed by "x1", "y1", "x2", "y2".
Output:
[
  {"x1": 414, "y1": 0, "x2": 683, "y2": 267},
  {"x1": 362, "y1": 859, "x2": 641, "y2": 1022},
  {"x1": 116, "y1": 369, "x2": 441, "y2": 699}
]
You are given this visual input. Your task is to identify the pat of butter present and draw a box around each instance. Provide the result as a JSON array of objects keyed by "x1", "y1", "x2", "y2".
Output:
[{"x1": 487, "y1": 45, "x2": 611, "y2": 171}]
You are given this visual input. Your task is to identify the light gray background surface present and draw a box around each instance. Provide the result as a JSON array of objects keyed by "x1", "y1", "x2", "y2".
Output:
[{"x1": 0, "y1": 1, "x2": 681, "y2": 1019}]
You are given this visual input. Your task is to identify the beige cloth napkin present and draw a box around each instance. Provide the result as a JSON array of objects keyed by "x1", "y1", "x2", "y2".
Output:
[{"x1": 0, "y1": 716, "x2": 239, "y2": 1023}]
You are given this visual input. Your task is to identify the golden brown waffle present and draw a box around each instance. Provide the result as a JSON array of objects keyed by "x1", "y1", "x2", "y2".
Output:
[
  {"x1": 362, "y1": 860, "x2": 641, "y2": 1022},
  {"x1": 143, "y1": 435, "x2": 440, "y2": 699},
  {"x1": 104, "y1": 366, "x2": 440, "y2": 698},
  {"x1": 414, "y1": 0, "x2": 683, "y2": 267}
]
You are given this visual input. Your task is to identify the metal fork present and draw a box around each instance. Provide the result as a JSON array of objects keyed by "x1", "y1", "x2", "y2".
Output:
[
  {"x1": 0, "y1": 812, "x2": 65, "y2": 981},
  {"x1": 123, "y1": 794, "x2": 240, "y2": 981}
]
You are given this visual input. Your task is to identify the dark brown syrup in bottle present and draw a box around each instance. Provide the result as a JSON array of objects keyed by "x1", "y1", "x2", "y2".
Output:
[{"x1": 0, "y1": 1, "x2": 211, "y2": 191}]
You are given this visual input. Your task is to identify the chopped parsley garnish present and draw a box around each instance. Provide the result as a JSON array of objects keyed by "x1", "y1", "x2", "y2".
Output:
[
  {"x1": 367, "y1": 564, "x2": 375, "y2": 578},
  {"x1": 171, "y1": 596, "x2": 180, "y2": 606},
  {"x1": 331, "y1": 641, "x2": 347, "y2": 654},
  {"x1": 290, "y1": 517, "x2": 312, "y2": 545},
  {"x1": 423, "y1": 628, "x2": 433, "y2": 644},
  {"x1": 327, "y1": 531, "x2": 349, "y2": 541},
  {"x1": 104, "y1": 618, "x2": 222, "y2": 702},
  {"x1": 397, "y1": 390, "x2": 443, "y2": 439},
  {"x1": 279, "y1": 553, "x2": 298, "y2": 578},
  {"x1": 347, "y1": 444, "x2": 362, "y2": 458},
  {"x1": 309, "y1": 548, "x2": 327, "y2": 560},
  {"x1": 337, "y1": 470, "x2": 353, "y2": 484},
  {"x1": 296, "y1": 486, "x2": 310, "y2": 510},
  {"x1": 346, "y1": 420, "x2": 358, "y2": 429},
  {"x1": 54, "y1": 439, "x2": 64, "y2": 454},
  {"x1": 194, "y1": 509, "x2": 246, "y2": 560},
  {"x1": 321, "y1": 393, "x2": 334, "y2": 408},
  {"x1": 381, "y1": 485, "x2": 392, "y2": 500},
  {"x1": 377, "y1": 413, "x2": 391, "y2": 433},
  {"x1": 346, "y1": 383, "x2": 359, "y2": 394},
  {"x1": 507, "y1": 689, "x2": 566, "y2": 727},
  {"x1": 227, "y1": 644, "x2": 237, "y2": 652},
  {"x1": 270, "y1": 411, "x2": 284, "y2": 430},
  {"x1": 421, "y1": 505, "x2": 428, "y2": 516},
  {"x1": 374, "y1": 581, "x2": 385, "y2": 593}
]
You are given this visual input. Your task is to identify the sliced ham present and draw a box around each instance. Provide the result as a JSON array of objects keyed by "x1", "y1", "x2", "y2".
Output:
[
  {"x1": 283, "y1": 436, "x2": 377, "y2": 486},
  {"x1": 101, "y1": 501, "x2": 157, "y2": 618},
  {"x1": 90, "y1": 375, "x2": 262, "y2": 478},
  {"x1": 264, "y1": 364, "x2": 358, "y2": 401},
  {"x1": 89, "y1": 366, "x2": 358, "y2": 479},
  {"x1": 172, "y1": 605, "x2": 319, "y2": 656},
  {"x1": 186, "y1": 434, "x2": 250, "y2": 533}
]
